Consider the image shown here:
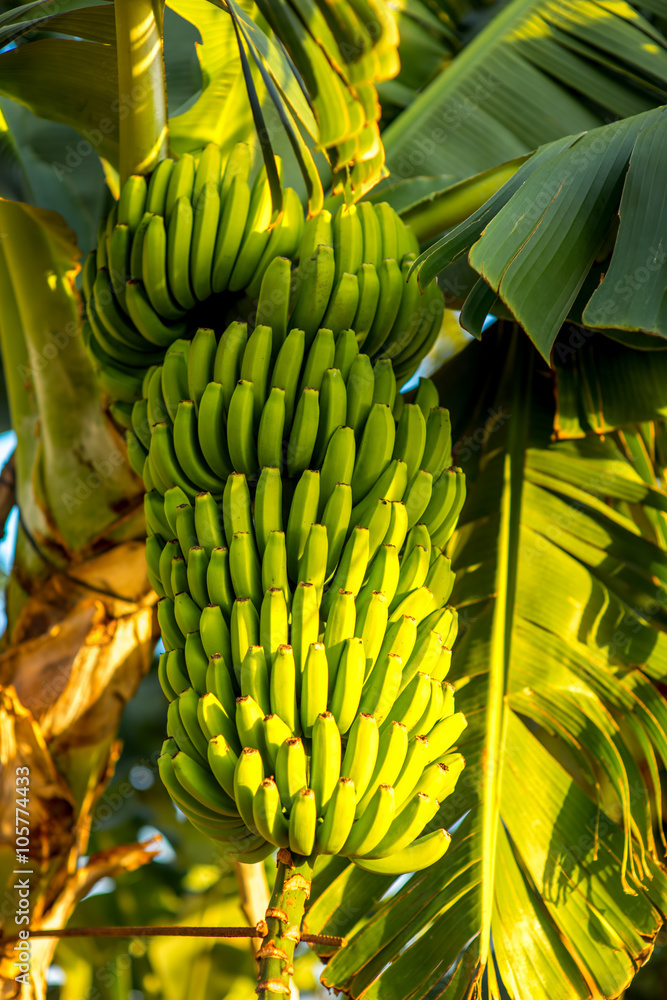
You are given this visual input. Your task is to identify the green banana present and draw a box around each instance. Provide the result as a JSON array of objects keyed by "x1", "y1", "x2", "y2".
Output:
[
  {"x1": 366, "y1": 791, "x2": 439, "y2": 858},
  {"x1": 146, "y1": 157, "x2": 174, "y2": 215},
  {"x1": 392, "y1": 734, "x2": 431, "y2": 809},
  {"x1": 341, "y1": 712, "x2": 379, "y2": 803},
  {"x1": 399, "y1": 629, "x2": 442, "y2": 695},
  {"x1": 164, "y1": 153, "x2": 195, "y2": 223},
  {"x1": 287, "y1": 387, "x2": 319, "y2": 478},
  {"x1": 226, "y1": 379, "x2": 257, "y2": 476},
  {"x1": 329, "y1": 636, "x2": 365, "y2": 734},
  {"x1": 213, "y1": 321, "x2": 248, "y2": 409},
  {"x1": 194, "y1": 491, "x2": 225, "y2": 557},
  {"x1": 254, "y1": 256, "x2": 291, "y2": 352},
  {"x1": 165, "y1": 649, "x2": 190, "y2": 696},
  {"x1": 381, "y1": 670, "x2": 432, "y2": 735},
  {"x1": 322, "y1": 526, "x2": 369, "y2": 618},
  {"x1": 254, "y1": 467, "x2": 283, "y2": 558},
  {"x1": 414, "y1": 378, "x2": 439, "y2": 419},
  {"x1": 234, "y1": 747, "x2": 264, "y2": 830},
  {"x1": 229, "y1": 164, "x2": 276, "y2": 291},
  {"x1": 320, "y1": 272, "x2": 359, "y2": 337},
  {"x1": 230, "y1": 598, "x2": 260, "y2": 678},
  {"x1": 425, "y1": 712, "x2": 467, "y2": 763},
  {"x1": 211, "y1": 173, "x2": 251, "y2": 292},
  {"x1": 296, "y1": 523, "x2": 328, "y2": 602},
  {"x1": 235, "y1": 695, "x2": 266, "y2": 754},
  {"x1": 184, "y1": 631, "x2": 209, "y2": 694},
  {"x1": 257, "y1": 386, "x2": 286, "y2": 471},
  {"x1": 352, "y1": 263, "x2": 381, "y2": 342},
  {"x1": 356, "y1": 589, "x2": 389, "y2": 679},
  {"x1": 289, "y1": 244, "x2": 336, "y2": 346},
  {"x1": 175, "y1": 502, "x2": 197, "y2": 558},
  {"x1": 350, "y1": 403, "x2": 396, "y2": 504},
  {"x1": 316, "y1": 776, "x2": 356, "y2": 854},
  {"x1": 310, "y1": 711, "x2": 341, "y2": 814},
  {"x1": 261, "y1": 588, "x2": 289, "y2": 669},
  {"x1": 323, "y1": 588, "x2": 356, "y2": 694},
  {"x1": 247, "y1": 186, "x2": 303, "y2": 297},
  {"x1": 355, "y1": 829, "x2": 451, "y2": 875},
  {"x1": 291, "y1": 582, "x2": 320, "y2": 680},
  {"x1": 422, "y1": 408, "x2": 452, "y2": 479},
  {"x1": 362, "y1": 258, "x2": 403, "y2": 356},
  {"x1": 193, "y1": 143, "x2": 223, "y2": 203},
  {"x1": 229, "y1": 531, "x2": 263, "y2": 610},
  {"x1": 385, "y1": 501, "x2": 409, "y2": 552},
  {"x1": 142, "y1": 214, "x2": 186, "y2": 321},
  {"x1": 393, "y1": 404, "x2": 427, "y2": 482},
  {"x1": 298, "y1": 327, "x2": 336, "y2": 396},
  {"x1": 199, "y1": 604, "x2": 232, "y2": 665},
  {"x1": 208, "y1": 736, "x2": 238, "y2": 798},
  {"x1": 222, "y1": 473, "x2": 253, "y2": 541},
  {"x1": 373, "y1": 358, "x2": 396, "y2": 409},
  {"x1": 262, "y1": 713, "x2": 292, "y2": 772},
  {"x1": 174, "y1": 400, "x2": 226, "y2": 494},
  {"x1": 320, "y1": 426, "x2": 355, "y2": 512},
  {"x1": 275, "y1": 736, "x2": 307, "y2": 809},
  {"x1": 358, "y1": 651, "x2": 404, "y2": 726},
  {"x1": 261, "y1": 530, "x2": 290, "y2": 606},
  {"x1": 170, "y1": 556, "x2": 188, "y2": 599},
  {"x1": 157, "y1": 596, "x2": 185, "y2": 651},
  {"x1": 288, "y1": 787, "x2": 317, "y2": 856},
  {"x1": 300, "y1": 642, "x2": 328, "y2": 737},
  {"x1": 321, "y1": 483, "x2": 352, "y2": 578},
  {"x1": 172, "y1": 749, "x2": 238, "y2": 816},
  {"x1": 286, "y1": 470, "x2": 320, "y2": 580},
  {"x1": 118, "y1": 174, "x2": 147, "y2": 234},
  {"x1": 187, "y1": 327, "x2": 217, "y2": 411},
  {"x1": 253, "y1": 777, "x2": 290, "y2": 848},
  {"x1": 167, "y1": 195, "x2": 196, "y2": 310},
  {"x1": 269, "y1": 642, "x2": 298, "y2": 732},
  {"x1": 333, "y1": 327, "x2": 359, "y2": 380},
  {"x1": 240, "y1": 645, "x2": 271, "y2": 716},
  {"x1": 270, "y1": 326, "x2": 305, "y2": 428},
  {"x1": 187, "y1": 545, "x2": 209, "y2": 610},
  {"x1": 343, "y1": 783, "x2": 395, "y2": 857},
  {"x1": 240, "y1": 323, "x2": 273, "y2": 430},
  {"x1": 391, "y1": 544, "x2": 430, "y2": 612},
  {"x1": 313, "y1": 367, "x2": 347, "y2": 467},
  {"x1": 161, "y1": 347, "x2": 189, "y2": 422},
  {"x1": 126, "y1": 280, "x2": 187, "y2": 348},
  {"x1": 403, "y1": 471, "x2": 433, "y2": 530}
]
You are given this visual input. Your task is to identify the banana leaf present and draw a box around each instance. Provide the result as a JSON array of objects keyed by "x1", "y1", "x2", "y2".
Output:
[
  {"x1": 414, "y1": 106, "x2": 667, "y2": 361},
  {"x1": 309, "y1": 327, "x2": 667, "y2": 1000},
  {"x1": 382, "y1": 0, "x2": 667, "y2": 210}
]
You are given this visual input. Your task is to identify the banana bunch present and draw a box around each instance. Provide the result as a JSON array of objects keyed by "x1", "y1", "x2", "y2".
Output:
[
  {"x1": 127, "y1": 322, "x2": 464, "y2": 550},
  {"x1": 152, "y1": 466, "x2": 467, "y2": 872},
  {"x1": 81, "y1": 143, "x2": 443, "y2": 412},
  {"x1": 140, "y1": 318, "x2": 466, "y2": 871}
]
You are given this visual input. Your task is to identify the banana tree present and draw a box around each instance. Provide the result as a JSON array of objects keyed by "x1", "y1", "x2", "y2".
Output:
[{"x1": 0, "y1": 2, "x2": 667, "y2": 1000}]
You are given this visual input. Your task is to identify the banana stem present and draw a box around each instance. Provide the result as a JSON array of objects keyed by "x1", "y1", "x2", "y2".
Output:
[
  {"x1": 114, "y1": 0, "x2": 168, "y2": 181},
  {"x1": 256, "y1": 849, "x2": 316, "y2": 998}
]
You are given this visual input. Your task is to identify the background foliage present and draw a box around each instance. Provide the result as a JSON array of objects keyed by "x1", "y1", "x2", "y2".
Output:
[{"x1": 1, "y1": 1, "x2": 667, "y2": 999}]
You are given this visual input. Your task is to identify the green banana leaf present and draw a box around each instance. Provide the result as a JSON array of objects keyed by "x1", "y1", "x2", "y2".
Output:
[
  {"x1": 380, "y1": 0, "x2": 667, "y2": 209},
  {"x1": 308, "y1": 328, "x2": 667, "y2": 1000},
  {"x1": 554, "y1": 335, "x2": 667, "y2": 438},
  {"x1": 0, "y1": 197, "x2": 142, "y2": 553},
  {"x1": 413, "y1": 106, "x2": 667, "y2": 361}
]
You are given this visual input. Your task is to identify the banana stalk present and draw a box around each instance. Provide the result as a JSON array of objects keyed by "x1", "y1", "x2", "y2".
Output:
[{"x1": 256, "y1": 850, "x2": 316, "y2": 999}]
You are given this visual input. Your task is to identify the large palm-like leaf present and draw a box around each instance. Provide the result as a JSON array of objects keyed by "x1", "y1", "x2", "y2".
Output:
[
  {"x1": 305, "y1": 328, "x2": 667, "y2": 1000},
  {"x1": 381, "y1": 0, "x2": 667, "y2": 205},
  {"x1": 413, "y1": 106, "x2": 667, "y2": 361}
]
